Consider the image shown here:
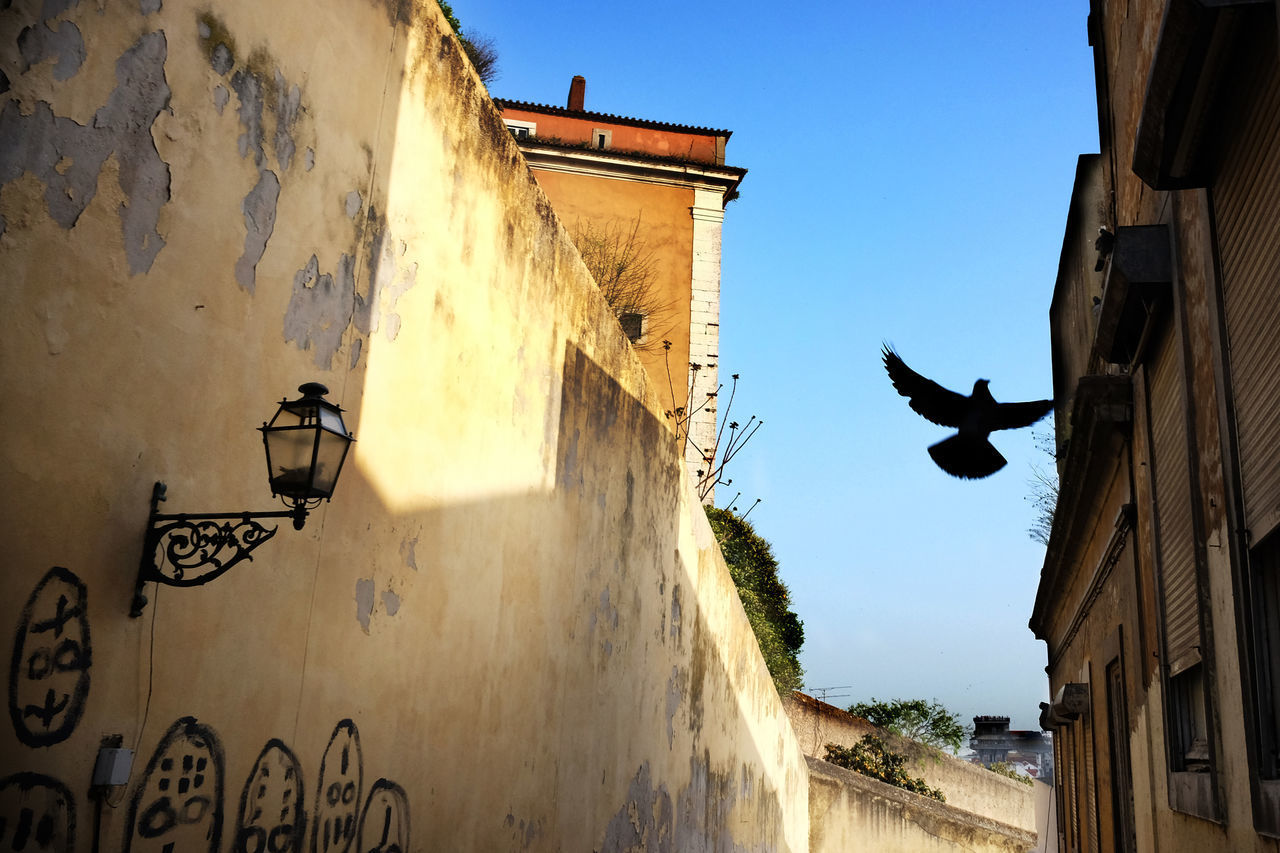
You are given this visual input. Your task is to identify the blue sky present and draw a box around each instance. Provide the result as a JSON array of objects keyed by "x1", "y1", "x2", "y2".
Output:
[{"x1": 462, "y1": 1, "x2": 1099, "y2": 731}]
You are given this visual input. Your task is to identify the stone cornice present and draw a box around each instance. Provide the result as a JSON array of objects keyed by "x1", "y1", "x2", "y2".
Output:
[{"x1": 516, "y1": 143, "x2": 745, "y2": 200}]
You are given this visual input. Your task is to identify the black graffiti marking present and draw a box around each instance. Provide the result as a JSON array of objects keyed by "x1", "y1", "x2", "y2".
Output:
[
  {"x1": 29, "y1": 596, "x2": 81, "y2": 639},
  {"x1": 21, "y1": 690, "x2": 69, "y2": 730},
  {"x1": 310, "y1": 720, "x2": 361, "y2": 853},
  {"x1": 8, "y1": 568, "x2": 90, "y2": 747},
  {"x1": 24, "y1": 638, "x2": 89, "y2": 682},
  {"x1": 235, "y1": 739, "x2": 305, "y2": 853},
  {"x1": 125, "y1": 717, "x2": 224, "y2": 853},
  {"x1": 356, "y1": 779, "x2": 408, "y2": 853},
  {"x1": 0, "y1": 772, "x2": 76, "y2": 852}
]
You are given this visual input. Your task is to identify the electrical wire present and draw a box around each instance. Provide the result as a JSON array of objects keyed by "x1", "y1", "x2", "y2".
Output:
[{"x1": 103, "y1": 583, "x2": 158, "y2": 810}]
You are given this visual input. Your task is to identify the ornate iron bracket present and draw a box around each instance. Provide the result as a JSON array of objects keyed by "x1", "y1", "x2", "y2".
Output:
[{"x1": 130, "y1": 482, "x2": 306, "y2": 617}]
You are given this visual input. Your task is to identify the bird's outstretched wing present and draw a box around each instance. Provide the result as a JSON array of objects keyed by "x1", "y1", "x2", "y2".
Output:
[
  {"x1": 881, "y1": 345, "x2": 969, "y2": 428},
  {"x1": 991, "y1": 399, "x2": 1054, "y2": 431}
]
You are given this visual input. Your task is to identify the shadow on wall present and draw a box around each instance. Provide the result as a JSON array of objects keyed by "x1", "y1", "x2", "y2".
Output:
[
  {"x1": 2, "y1": 345, "x2": 796, "y2": 851},
  {"x1": 0, "y1": 0, "x2": 802, "y2": 844}
]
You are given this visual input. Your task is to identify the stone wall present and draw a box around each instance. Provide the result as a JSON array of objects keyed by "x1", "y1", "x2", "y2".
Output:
[
  {"x1": 787, "y1": 693, "x2": 1037, "y2": 836},
  {"x1": 808, "y1": 758, "x2": 1036, "y2": 853},
  {"x1": 0, "y1": 1, "x2": 808, "y2": 849}
]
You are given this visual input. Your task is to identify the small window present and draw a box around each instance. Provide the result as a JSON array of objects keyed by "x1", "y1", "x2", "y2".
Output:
[
  {"x1": 618, "y1": 312, "x2": 644, "y2": 343},
  {"x1": 592, "y1": 128, "x2": 612, "y2": 150},
  {"x1": 1169, "y1": 665, "x2": 1210, "y2": 772},
  {"x1": 504, "y1": 119, "x2": 536, "y2": 140},
  {"x1": 1252, "y1": 532, "x2": 1280, "y2": 777}
]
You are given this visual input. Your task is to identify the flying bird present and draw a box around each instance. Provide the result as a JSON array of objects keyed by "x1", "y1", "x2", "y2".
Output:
[{"x1": 882, "y1": 345, "x2": 1053, "y2": 479}]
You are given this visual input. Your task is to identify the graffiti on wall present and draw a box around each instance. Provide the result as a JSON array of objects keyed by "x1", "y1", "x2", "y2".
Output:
[
  {"x1": 8, "y1": 567, "x2": 91, "y2": 748},
  {"x1": 356, "y1": 779, "x2": 409, "y2": 853},
  {"x1": 234, "y1": 739, "x2": 306, "y2": 853},
  {"x1": 311, "y1": 720, "x2": 362, "y2": 853},
  {"x1": 0, "y1": 773, "x2": 75, "y2": 852},
  {"x1": 126, "y1": 717, "x2": 225, "y2": 853}
]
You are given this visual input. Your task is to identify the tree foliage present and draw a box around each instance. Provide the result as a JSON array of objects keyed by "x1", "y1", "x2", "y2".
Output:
[
  {"x1": 1027, "y1": 416, "x2": 1058, "y2": 546},
  {"x1": 704, "y1": 506, "x2": 804, "y2": 694},
  {"x1": 436, "y1": 1, "x2": 499, "y2": 84},
  {"x1": 824, "y1": 738, "x2": 946, "y2": 802},
  {"x1": 571, "y1": 217, "x2": 672, "y2": 351},
  {"x1": 846, "y1": 698, "x2": 967, "y2": 753}
]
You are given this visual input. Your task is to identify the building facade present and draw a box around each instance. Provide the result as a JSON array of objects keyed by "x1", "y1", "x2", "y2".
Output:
[
  {"x1": 495, "y1": 78, "x2": 745, "y2": 500},
  {"x1": 1031, "y1": 1, "x2": 1280, "y2": 851}
]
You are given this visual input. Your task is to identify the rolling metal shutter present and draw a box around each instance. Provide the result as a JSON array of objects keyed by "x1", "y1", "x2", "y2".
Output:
[
  {"x1": 1214, "y1": 48, "x2": 1280, "y2": 544},
  {"x1": 1149, "y1": 326, "x2": 1200, "y2": 670}
]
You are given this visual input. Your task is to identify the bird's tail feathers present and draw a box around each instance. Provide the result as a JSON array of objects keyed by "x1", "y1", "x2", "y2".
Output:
[{"x1": 928, "y1": 434, "x2": 1007, "y2": 479}]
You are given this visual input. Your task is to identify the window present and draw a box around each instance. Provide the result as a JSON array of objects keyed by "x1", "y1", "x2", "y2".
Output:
[
  {"x1": 618, "y1": 312, "x2": 644, "y2": 343},
  {"x1": 1252, "y1": 532, "x2": 1280, "y2": 778},
  {"x1": 504, "y1": 119, "x2": 535, "y2": 140},
  {"x1": 1169, "y1": 665, "x2": 1210, "y2": 772},
  {"x1": 592, "y1": 128, "x2": 612, "y2": 150}
]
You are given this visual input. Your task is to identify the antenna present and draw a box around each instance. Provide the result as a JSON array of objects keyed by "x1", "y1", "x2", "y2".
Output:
[
  {"x1": 803, "y1": 685, "x2": 853, "y2": 755},
  {"x1": 809, "y1": 685, "x2": 852, "y2": 705}
]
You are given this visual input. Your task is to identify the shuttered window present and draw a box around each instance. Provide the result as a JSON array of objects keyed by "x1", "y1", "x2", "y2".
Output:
[
  {"x1": 1148, "y1": 326, "x2": 1200, "y2": 671},
  {"x1": 1214, "y1": 49, "x2": 1280, "y2": 544}
]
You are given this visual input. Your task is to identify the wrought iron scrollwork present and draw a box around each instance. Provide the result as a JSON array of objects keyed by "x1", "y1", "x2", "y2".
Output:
[
  {"x1": 131, "y1": 482, "x2": 303, "y2": 617},
  {"x1": 149, "y1": 516, "x2": 279, "y2": 586}
]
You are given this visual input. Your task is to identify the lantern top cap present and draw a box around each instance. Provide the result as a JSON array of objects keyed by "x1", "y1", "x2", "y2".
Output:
[{"x1": 297, "y1": 382, "x2": 330, "y2": 399}]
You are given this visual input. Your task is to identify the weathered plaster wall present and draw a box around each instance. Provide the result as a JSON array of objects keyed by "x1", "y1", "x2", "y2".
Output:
[
  {"x1": 0, "y1": 1, "x2": 808, "y2": 850},
  {"x1": 528, "y1": 168, "x2": 695, "y2": 425},
  {"x1": 786, "y1": 694, "x2": 1037, "y2": 836},
  {"x1": 807, "y1": 757, "x2": 1035, "y2": 853}
]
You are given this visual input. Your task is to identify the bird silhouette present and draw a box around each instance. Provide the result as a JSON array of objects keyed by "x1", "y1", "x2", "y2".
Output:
[{"x1": 882, "y1": 345, "x2": 1053, "y2": 479}]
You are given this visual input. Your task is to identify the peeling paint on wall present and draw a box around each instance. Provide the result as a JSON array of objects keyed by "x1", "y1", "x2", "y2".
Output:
[
  {"x1": 345, "y1": 191, "x2": 362, "y2": 219},
  {"x1": 669, "y1": 582, "x2": 682, "y2": 644},
  {"x1": 379, "y1": 589, "x2": 400, "y2": 617},
  {"x1": 356, "y1": 229, "x2": 417, "y2": 343},
  {"x1": 140, "y1": 0, "x2": 162, "y2": 15},
  {"x1": 502, "y1": 812, "x2": 542, "y2": 850},
  {"x1": 17, "y1": 20, "x2": 85, "y2": 80},
  {"x1": 400, "y1": 536, "x2": 419, "y2": 571},
  {"x1": 590, "y1": 587, "x2": 619, "y2": 659},
  {"x1": 272, "y1": 70, "x2": 300, "y2": 171},
  {"x1": 229, "y1": 68, "x2": 265, "y2": 166},
  {"x1": 39, "y1": 0, "x2": 81, "y2": 20},
  {"x1": 283, "y1": 253, "x2": 355, "y2": 368},
  {"x1": 354, "y1": 578, "x2": 374, "y2": 634},
  {"x1": 600, "y1": 763, "x2": 673, "y2": 853},
  {"x1": 199, "y1": 14, "x2": 309, "y2": 294},
  {"x1": 0, "y1": 31, "x2": 171, "y2": 272},
  {"x1": 665, "y1": 666, "x2": 684, "y2": 749},
  {"x1": 234, "y1": 168, "x2": 279, "y2": 291}
]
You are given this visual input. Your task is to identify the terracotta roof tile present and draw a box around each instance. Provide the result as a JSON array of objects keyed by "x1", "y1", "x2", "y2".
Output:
[{"x1": 493, "y1": 98, "x2": 733, "y2": 138}]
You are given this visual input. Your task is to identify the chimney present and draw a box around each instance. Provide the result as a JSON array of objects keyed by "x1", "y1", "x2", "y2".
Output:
[{"x1": 567, "y1": 75, "x2": 585, "y2": 111}]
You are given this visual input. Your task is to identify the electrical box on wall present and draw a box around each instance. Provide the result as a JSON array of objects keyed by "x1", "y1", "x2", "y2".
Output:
[{"x1": 91, "y1": 747, "x2": 134, "y2": 786}]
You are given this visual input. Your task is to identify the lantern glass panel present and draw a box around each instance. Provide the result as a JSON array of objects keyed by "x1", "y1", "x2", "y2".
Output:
[
  {"x1": 318, "y1": 405, "x2": 345, "y2": 434},
  {"x1": 265, "y1": 426, "x2": 319, "y2": 498},
  {"x1": 311, "y1": 427, "x2": 351, "y2": 497}
]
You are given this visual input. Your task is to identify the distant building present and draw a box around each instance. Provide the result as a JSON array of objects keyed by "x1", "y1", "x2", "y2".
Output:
[
  {"x1": 969, "y1": 716, "x2": 1054, "y2": 782},
  {"x1": 495, "y1": 77, "x2": 745, "y2": 499},
  {"x1": 1031, "y1": 1, "x2": 1280, "y2": 850}
]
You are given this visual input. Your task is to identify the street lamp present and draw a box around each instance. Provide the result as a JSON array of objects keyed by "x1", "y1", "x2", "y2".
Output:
[{"x1": 130, "y1": 382, "x2": 354, "y2": 616}]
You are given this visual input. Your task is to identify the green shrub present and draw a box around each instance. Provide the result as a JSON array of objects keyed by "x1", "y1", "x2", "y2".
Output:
[
  {"x1": 704, "y1": 506, "x2": 804, "y2": 694},
  {"x1": 986, "y1": 761, "x2": 1033, "y2": 785},
  {"x1": 824, "y1": 737, "x2": 946, "y2": 802}
]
